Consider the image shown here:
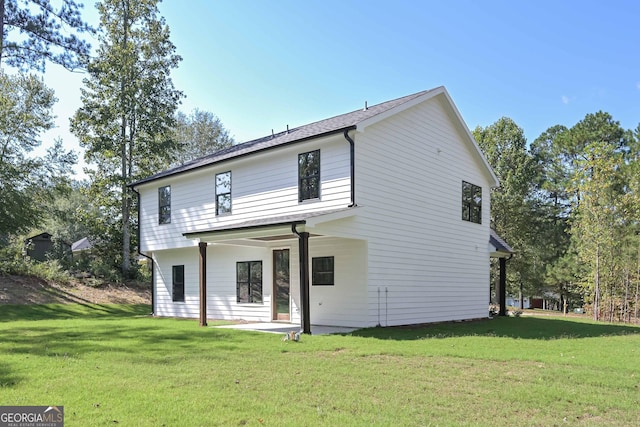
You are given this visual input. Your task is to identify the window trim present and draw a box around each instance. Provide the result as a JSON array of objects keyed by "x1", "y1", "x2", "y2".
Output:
[
  {"x1": 298, "y1": 149, "x2": 320, "y2": 202},
  {"x1": 236, "y1": 260, "x2": 263, "y2": 304},
  {"x1": 215, "y1": 171, "x2": 232, "y2": 215},
  {"x1": 312, "y1": 256, "x2": 335, "y2": 286},
  {"x1": 462, "y1": 181, "x2": 482, "y2": 224},
  {"x1": 172, "y1": 265, "x2": 185, "y2": 302},
  {"x1": 159, "y1": 185, "x2": 171, "y2": 225}
]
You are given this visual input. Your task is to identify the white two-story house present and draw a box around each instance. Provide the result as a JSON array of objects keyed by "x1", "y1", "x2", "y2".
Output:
[{"x1": 130, "y1": 86, "x2": 499, "y2": 332}]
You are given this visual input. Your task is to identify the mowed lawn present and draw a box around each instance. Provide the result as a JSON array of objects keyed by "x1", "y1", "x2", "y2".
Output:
[{"x1": 1, "y1": 305, "x2": 639, "y2": 426}]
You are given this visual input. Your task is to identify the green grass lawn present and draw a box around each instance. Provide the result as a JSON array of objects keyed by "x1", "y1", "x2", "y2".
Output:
[{"x1": 1, "y1": 305, "x2": 639, "y2": 426}]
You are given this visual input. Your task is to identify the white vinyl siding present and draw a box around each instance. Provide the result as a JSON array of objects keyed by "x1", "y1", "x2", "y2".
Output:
[
  {"x1": 154, "y1": 248, "x2": 199, "y2": 318},
  {"x1": 353, "y1": 95, "x2": 492, "y2": 326},
  {"x1": 151, "y1": 236, "x2": 367, "y2": 327},
  {"x1": 143, "y1": 89, "x2": 496, "y2": 328},
  {"x1": 138, "y1": 134, "x2": 351, "y2": 252},
  {"x1": 307, "y1": 237, "x2": 368, "y2": 328}
]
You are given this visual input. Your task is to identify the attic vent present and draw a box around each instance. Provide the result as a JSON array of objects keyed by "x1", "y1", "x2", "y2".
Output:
[{"x1": 363, "y1": 101, "x2": 368, "y2": 111}]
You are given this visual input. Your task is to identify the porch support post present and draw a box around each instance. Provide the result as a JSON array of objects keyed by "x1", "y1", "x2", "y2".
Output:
[
  {"x1": 499, "y1": 257, "x2": 507, "y2": 317},
  {"x1": 298, "y1": 231, "x2": 311, "y2": 334},
  {"x1": 198, "y1": 241, "x2": 208, "y2": 327}
]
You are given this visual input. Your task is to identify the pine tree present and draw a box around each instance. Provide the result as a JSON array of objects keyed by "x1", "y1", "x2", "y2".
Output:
[{"x1": 70, "y1": 0, "x2": 183, "y2": 276}]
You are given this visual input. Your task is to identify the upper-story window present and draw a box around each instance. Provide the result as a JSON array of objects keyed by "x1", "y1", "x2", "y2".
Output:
[
  {"x1": 159, "y1": 185, "x2": 171, "y2": 224},
  {"x1": 298, "y1": 149, "x2": 320, "y2": 202},
  {"x1": 462, "y1": 181, "x2": 482, "y2": 224},
  {"x1": 216, "y1": 171, "x2": 231, "y2": 215}
]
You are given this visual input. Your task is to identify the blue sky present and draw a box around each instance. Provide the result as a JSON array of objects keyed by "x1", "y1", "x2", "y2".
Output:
[{"x1": 39, "y1": 0, "x2": 640, "y2": 176}]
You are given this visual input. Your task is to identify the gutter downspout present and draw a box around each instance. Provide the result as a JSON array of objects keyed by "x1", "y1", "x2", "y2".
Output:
[
  {"x1": 292, "y1": 223, "x2": 311, "y2": 334},
  {"x1": 343, "y1": 129, "x2": 357, "y2": 207},
  {"x1": 131, "y1": 187, "x2": 155, "y2": 315}
]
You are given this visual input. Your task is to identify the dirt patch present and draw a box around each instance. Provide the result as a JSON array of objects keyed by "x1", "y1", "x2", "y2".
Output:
[{"x1": 0, "y1": 274, "x2": 151, "y2": 305}]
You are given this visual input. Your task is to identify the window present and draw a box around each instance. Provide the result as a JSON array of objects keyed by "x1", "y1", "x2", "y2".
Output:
[
  {"x1": 462, "y1": 181, "x2": 482, "y2": 224},
  {"x1": 236, "y1": 261, "x2": 263, "y2": 303},
  {"x1": 312, "y1": 256, "x2": 334, "y2": 286},
  {"x1": 215, "y1": 171, "x2": 231, "y2": 215},
  {"x1": 159, "y1": 185, "x2": 171, "y2": 224},
  {"x1": 298, "y1": 150, "x2": 320, "y2": 201},
  {"x1": 172, "y1": 265, "x2": 185, "y2": 302}
]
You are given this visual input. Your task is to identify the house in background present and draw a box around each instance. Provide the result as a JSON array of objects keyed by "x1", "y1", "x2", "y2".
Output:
[
  {"x1": 24, "y1": 232, "x2": 54, "y2": 262},
  {"x1": 130, "y1": 86, "x2": 500, "y2": 332},
  {"x1": 71, "y1": 237, "x2": 93, "y2": 254}
]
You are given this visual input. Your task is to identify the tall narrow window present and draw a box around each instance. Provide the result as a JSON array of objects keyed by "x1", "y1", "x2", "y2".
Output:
[
  {"x1": 462, "y1": 181, "x2": 482, "y2": 224},
  {"x1": 312, "y1": 256, "x2": 335, "y2": 286},
  {"x1": 172, "y1": 265, "x2": 185, "y2": 302},
  {"x1": 236, "y1": 261, "x2": 263, "y2": 303},
  {"x1": 298, "y1": 150, "x2": 320, "y2": 201},
  {"x1": 159, "y1": 185, "x2": 171, "y2": 224},
  {"x1": 216, "y1": 171, "x2": 231, "y2": 215}
]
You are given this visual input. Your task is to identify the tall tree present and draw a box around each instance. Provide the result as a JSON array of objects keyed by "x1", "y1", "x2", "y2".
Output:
[
  {"x1": 0, "y1": 0, "x2": 94, "y2": 71},
  {"x1": 563, "y1": 112, "x2": 629, "y2": 320},
  {"x1": 0, "y1": 72, "x2": 58, "y2": 236},
  {"x1": 530, "y1": 125, "x2": 575, "y2": 310},
  {"x1": 171, "y1": 109, "x2": 234, "y2": 166},
  {"x1": 70, "y1": 0, "x2": 183, "y2": 277},
  {"x1": 473, "y1": 117, "x2": 539, "y2": 305}
]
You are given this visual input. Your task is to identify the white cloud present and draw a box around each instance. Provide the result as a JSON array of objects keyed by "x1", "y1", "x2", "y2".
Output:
[
  {"x1": 636, "y1": 82, "x2": 640, "y2": 90},
  {"x1": 561, "y1": 95, "x2": 570, "y2": 105}
]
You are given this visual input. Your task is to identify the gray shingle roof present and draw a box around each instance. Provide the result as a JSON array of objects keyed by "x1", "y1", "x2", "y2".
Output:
[
  {"x1": 182, "y1": 207, "x2": 355, "y2": 238},
  {"x1": 490, "y1": 229, "x2": 514, "y2": 254},
  {"x1": 130, "y1": 87, "x2": 440, "y2": 187}
]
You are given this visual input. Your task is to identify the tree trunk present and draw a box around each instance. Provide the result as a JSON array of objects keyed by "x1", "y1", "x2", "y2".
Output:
[
  {"x1": 594, "y1": 243, "x2": 600, "y2": 321},
  {"x1": 519, "y1": 281, "x2": 524, "y2": 309},
  {"x1": 120, "y1": 1, "x2": 131, "y2": 277},
  {"x1": 633, "y1": 245, "x2": 640, "y2": 323},
  {"x1": 624, "y1": 269, "x2": 630, "y2": 323},
  {"x1": 0, "y1": 0, "x2": 5, "y2": 63},
  {"x1": 121, "y1": 112, "x2": 130, "y2": 276}
]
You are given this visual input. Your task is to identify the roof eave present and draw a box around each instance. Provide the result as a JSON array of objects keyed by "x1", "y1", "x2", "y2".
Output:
[{"x1": 128, "y1": 125, "x2": 357, "y2": 189}]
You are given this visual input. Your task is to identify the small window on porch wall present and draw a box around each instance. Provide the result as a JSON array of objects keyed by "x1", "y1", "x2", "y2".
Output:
[
  {"x1": 462, "y1": 181, "x2": 482, "y2": 224},
  {"x1": 236, "y1": 261, "x2": 263, "y2": 303},
  {"x1": 172, "y1": 265, "x2": 185, "y2": 302},
  {"x1": 215, "y1": 171, "x2": 231, "y2": 215},
  {"x1": 298, "y1": 149, "x2": 320, "y2": 201},
  {"x1": 312, "y1": 256, "x2": 334, "y2": 286}
]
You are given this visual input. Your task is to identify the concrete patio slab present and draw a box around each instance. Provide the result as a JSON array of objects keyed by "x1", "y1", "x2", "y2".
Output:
[{"x1": 215, "y1": 322, "x2": 357, "y2": 336}]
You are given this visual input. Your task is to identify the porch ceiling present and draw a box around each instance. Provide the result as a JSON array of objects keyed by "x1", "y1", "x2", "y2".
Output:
[{"x1": 182, "y1": 206, "x2": 358, "y2": 244}]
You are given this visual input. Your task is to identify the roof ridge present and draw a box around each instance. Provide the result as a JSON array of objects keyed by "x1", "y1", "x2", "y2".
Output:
[{"x1": 130, "y1": 87, "x2": 441, "y2": 187}]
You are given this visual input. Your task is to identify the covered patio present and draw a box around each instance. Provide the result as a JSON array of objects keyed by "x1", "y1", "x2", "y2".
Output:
[{"x1": 182, "y1": 207, "x2": 361, "y2": 333}]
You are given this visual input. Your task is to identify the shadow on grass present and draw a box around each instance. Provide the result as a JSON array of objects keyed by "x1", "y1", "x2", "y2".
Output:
[
  {"x1": 351, "y1": 316, "x2": 640, "y2": 340},
  {"x1": 0, "y1": 312, "x2": 245, "y2": 387},
  {"x1": 0, "y1": 303, "x2": 152, "y2": 321}
]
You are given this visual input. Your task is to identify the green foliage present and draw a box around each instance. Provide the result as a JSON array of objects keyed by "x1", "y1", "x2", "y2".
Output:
[
  {"x1": 71, "y1": 0, "x2": 183, "y2": 276},
  {"x1": 0, "y1": 72, "x2": 77, "y2": 238},
  {"x1": 171, "y1": 109, "x2": 234, "y2": 166},
  {"x1": 473, "y1": 118, "x2": 542, "y2": 297},
  {"x1": 0, "y1": 241, "x2": 71, "y2": 284},
  {"x1": 564, "y1": 113, "x2": 634, "y2": 320},
  {"x1": 0, "y1": 0, "x2": 94, "y2": 71}
]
